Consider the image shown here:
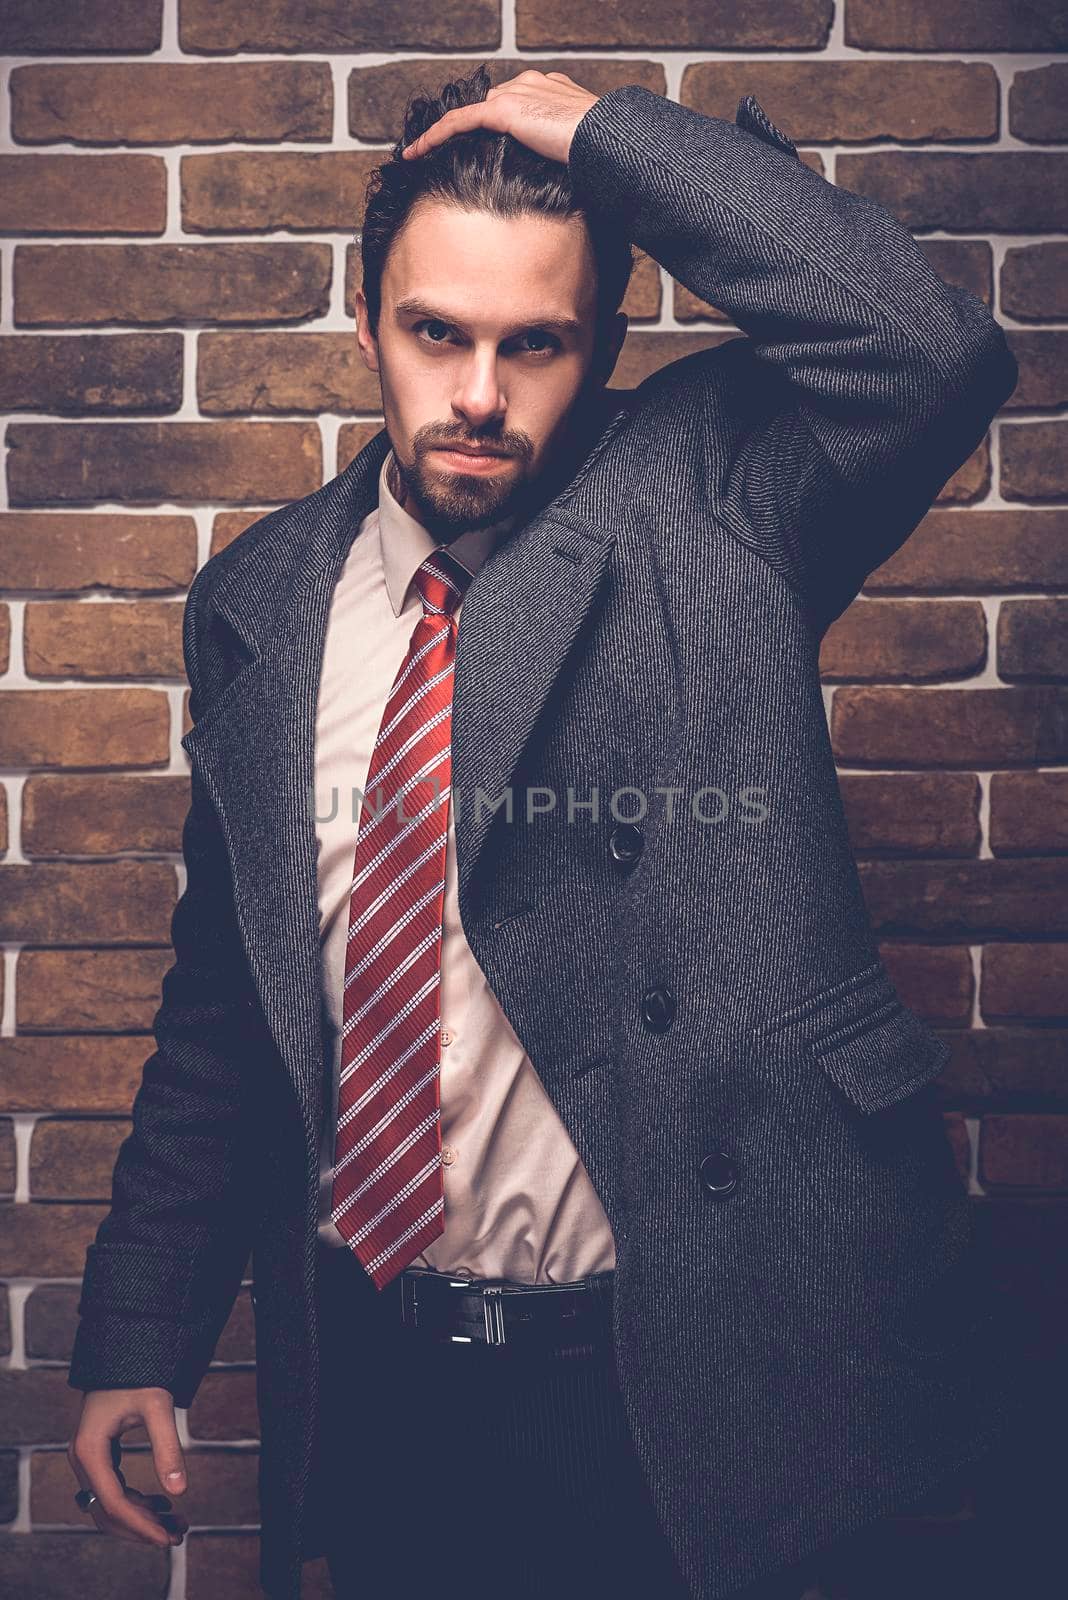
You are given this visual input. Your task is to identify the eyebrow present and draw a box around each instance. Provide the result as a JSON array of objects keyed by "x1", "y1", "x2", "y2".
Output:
[{"x1": 392, "y1": 296, "x2": 583, "y2": 338}]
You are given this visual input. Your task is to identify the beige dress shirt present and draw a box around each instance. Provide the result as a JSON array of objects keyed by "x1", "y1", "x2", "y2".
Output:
[{"x1": 314, "y1": 448, "x2": 617, "y2": 1284}]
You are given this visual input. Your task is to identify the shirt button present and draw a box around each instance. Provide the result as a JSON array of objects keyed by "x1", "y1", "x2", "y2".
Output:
[
  {"x1": 441, "y1": 1145, "x2": 456, "y2": 1166},
  {"x1": 441, "y1": 1026, "x2": 453, "y2": 1047}
]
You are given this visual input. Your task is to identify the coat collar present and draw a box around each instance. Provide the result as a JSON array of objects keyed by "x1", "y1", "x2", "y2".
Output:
[{"x1": 180, "y1": 392, "x2": 634, "y2": 1150}]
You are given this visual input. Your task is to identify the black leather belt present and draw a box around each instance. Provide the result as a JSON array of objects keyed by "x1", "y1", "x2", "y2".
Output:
[{"x1": 396, "y1": 1265, "x2": 615, "y2": 1352}]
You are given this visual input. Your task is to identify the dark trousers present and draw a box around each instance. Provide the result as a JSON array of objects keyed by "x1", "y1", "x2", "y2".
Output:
[{"x1": 313, "y1": 1241, "x2": 699, "y2": 1598}]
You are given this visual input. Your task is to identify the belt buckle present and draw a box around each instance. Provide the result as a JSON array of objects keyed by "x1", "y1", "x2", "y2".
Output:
[{"x1": 482, "y1": 1284, "x2": 506, "y2": 1346}]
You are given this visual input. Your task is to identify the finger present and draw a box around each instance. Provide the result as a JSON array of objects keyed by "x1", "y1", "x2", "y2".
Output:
[
  {"x1": 71, "y1": 1428, "x2": 174, "y2": 1548},
  {"x1": 544, "y1": 72, "x2": 577, "y2": 83},
  {"x1": 402, "y1": 100, "x2": 510, "y2": 159},
  {"x1": 141, "y1": 1393, "x2": 188, "y2": 1497}
]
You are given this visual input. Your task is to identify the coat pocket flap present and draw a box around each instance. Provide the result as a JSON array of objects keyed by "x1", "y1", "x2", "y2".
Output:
[
  {"x1": 807, "y1": 1001, "x2": 950, "y2": 1116},
  {"x1": 752, "y1": 959, "x2": 951, "y2": 1115}
]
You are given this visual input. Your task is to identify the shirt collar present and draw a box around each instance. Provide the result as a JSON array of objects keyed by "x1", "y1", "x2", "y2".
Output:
[{"x1": 378, "y1": 447, "x2": 518, "y2": 618}]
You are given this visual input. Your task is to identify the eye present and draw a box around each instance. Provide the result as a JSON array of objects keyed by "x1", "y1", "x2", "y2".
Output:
[
  {"x1": 414, "y1": 319, "x2": 455, "y2": 348},
  {"x1": 412, "y1": 321, "x2": 560, "y2": 357},
  {"x1": 519, "y1": 330, "x2": 560, "y2": 357}
]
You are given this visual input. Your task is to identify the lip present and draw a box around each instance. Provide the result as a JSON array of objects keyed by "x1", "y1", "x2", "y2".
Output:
[{"x1": 434, "y1": 446, "x2": 512, "y2": 469}]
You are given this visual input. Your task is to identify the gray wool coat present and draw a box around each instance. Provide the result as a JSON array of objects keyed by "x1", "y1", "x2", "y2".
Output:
[{"x1": 69, "y1": 85, "x2": 1020, "y2": 1598}]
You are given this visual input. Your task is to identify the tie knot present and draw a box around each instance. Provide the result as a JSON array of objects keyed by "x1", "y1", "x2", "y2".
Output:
[{"x1": 414, "y1": 545, "x2": 472, "y2": 619}]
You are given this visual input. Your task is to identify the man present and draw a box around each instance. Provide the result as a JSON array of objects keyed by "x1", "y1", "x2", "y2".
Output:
[{"x1": 67, "y1": 66, "x2": 1018, "y2": 1600}]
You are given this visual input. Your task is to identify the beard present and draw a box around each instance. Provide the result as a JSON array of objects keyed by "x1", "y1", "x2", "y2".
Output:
[
  {"x1": 385, "y1": 437, "x2": 538, "y2": 545},
  {"x1": 386, "y1": 372, "x2": 608, "y2": 546}
]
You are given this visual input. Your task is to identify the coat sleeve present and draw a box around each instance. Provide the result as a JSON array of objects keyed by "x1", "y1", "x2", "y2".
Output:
[
  {"x1": 67, "y1": 566, "x2": 261, "y2": 1409},
  {"x1": 566, "y1": 85, "x2": 1019, "y2": 633}
]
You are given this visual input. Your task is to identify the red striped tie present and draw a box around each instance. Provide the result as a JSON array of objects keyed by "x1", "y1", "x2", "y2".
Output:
[{"x1": 329, "y1": 543, "x2": 473, "y2": 1290}]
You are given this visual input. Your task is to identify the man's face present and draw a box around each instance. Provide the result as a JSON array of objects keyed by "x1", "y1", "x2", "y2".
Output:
[{"x1": 355, "y1": 198, "x2": 626, "y2": 542}]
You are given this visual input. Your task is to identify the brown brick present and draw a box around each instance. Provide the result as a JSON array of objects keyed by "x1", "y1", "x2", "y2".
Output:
[
  {"x1": 17, "y1": 947, "x2": 171, "y2": 1032},
  {"x1": 998, "y1": 599, "x2": 1068, "y2": 682},
  {"x1": 860, "y1": 859, "x2": 1068, "y2": 938},
  {"x1": 0, "y1": 1200, "x2": 108, "y2": 1278},
  {"x1": 1002, "y1": 243, "x2": 1068, "y2": 322},
  {"x1": 832, "y1": 687, "x2": 1068, "y2": 767},
  {"x1": 32, "y1": 1439, "x2": 259, "y2": 1526},
  {"x1": 1009, "y1": 64, "x2": 1068, "y2": 144},
  {"x1": 14, "y1": 242, "x2": 333, "y2": 329},
  {"x1": 0, "y1": 863, "x2": 175, "y2": 944},
  {"x1": 940, "y1": 1028, "x2": 1068, "y2": 1103},
  {"x1": 338, "y1": 422, "x2": 385, "y2": 475},
  {"x1": 845, "y1": 1, "x2": 1068, "y2": 52},
  {"x1": 865, "y1": 509, "x2": 1068, "y2": 594},
  {"x1": 819, "y1": 598, "x2": 985, "y2": 682},
  {"x1": 30, "y1": 1119, "x2": 130, "y2": 1202},
  {"x1": 349, "y1": 57, "x2": 665, "y2": 141},
  {"x1": 0, "y1": 513, "x2": 196, "y2": 593},
  {"x1": 23, "y1": 774, "x2": 190, "y2": 856},
  {"x1": 991, "y1": 772, "x2": 1068, "y2": 857},
  {"x1": 936, "y1": 436, "x2": 990, "y2": 505},
  {"x1": 0, "y1": 1451, "x2": 14, "y2": 1522},
  {"x1": 7, "y1": 422, "x2": 321, "y2": 506},
  {"x1": 839, "y1": 772, "x2": 980, "y2": 857},
  {"x1": 0, "y1": 1122, "x2": 14, "y2": 1197},
  {"x1": 1002, "y1": 422, "x2": 1068, "y2": 502},
  {"x1": 1004, "y1": 332, "x2": 1068, "y2": 412},
  {"x1": 211, "y1": 510, "x2": 278, "y2": 557},
  {"x1": 0, "y1": 1530, "x2": 166, "y2": 1595},
  {"x1": 198, "y1": 332, "x2": 381, "y2": 416},
  {"x1": 0, "y1": 608, "x2": 9, "y2": 674},
  {"x1": 979, "y1": 1115, "x2": 1068, "y2": 1192},
  {"x1": 0, "y1": 1366, "x2": 97, "y2": 1445},
  {"x1": 0, "y1": 1, "x2": 162, "y2": 54},
  {"x1": 879, "y1": 942, "x2": 973, "y2": 1026},
  {"x1": 517, "y1": 1, "x2": 832, "y2": 47},
  {"x1": 0, "y1": 334, "x2": 182, "y2": 416},
  {"x1": 182, "y1": 150, "x2": 379, "y2": 233},
  {"x1": 612, "y1": 331, "x2": 737, "y2": 391},
  {"x1": 0, "y1": 1034, "x2": 149, "y2": 1114},
  {"x1": 11, "y1": 61, "x2": 332, "y2": 146},
  {"x1": 982, "y1": 944, "x2": 1068, "y2": 1023},
  {"x1": 0, "y1": 688, "x2": 169, "y2": 769},
  {"x1": 919, "y1": 239, "x2": 994, "y2": 306},
  {"x1": 24, "y1": 600, "x2": 184, "y2": 679},
  {"x1": 835, "y1": 152, "x2": 1068, "y2": 233},
  {"x1": 182, "y1": 0, "x2": 499, "y2": 51},
  {"x1": 680, "y1": 60, "x2": 997, "y2": 143},
  {"x1": 0, "y1": 787, "x2": 7, "y2": 854},
  {"x1": 0, "y1": 155, "x2": 166, "y2": 236},
  {"x1": 187, "y1": 1371, "x2": 259, "y2": 1442}
]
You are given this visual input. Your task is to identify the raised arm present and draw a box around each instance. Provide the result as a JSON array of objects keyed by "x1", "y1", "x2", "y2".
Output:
[{"x1": 566, "y1": 84, "x2": 1019, "y2": 631}]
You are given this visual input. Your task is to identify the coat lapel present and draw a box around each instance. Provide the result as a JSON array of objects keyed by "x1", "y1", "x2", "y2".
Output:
[{"x1": 180, "y1": 417, "x2": 622, "y2": 1148}]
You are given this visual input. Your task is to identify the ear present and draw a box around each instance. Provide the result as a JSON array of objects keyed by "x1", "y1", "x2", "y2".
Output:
[{"x1": 354, "y1": 290, "x2": 380, "y2": 372}]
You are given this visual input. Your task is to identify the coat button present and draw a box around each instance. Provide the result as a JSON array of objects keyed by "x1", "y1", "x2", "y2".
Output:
[
  {"x1": 608, "y1": 821, "x2": 644, "y2": 868},
  {"x1": 699, "y1": 1151, "x2": 738, "y2": 1198},
  {"x1": 640, "y1": 986, "x2": 675, "y2": 1031}
]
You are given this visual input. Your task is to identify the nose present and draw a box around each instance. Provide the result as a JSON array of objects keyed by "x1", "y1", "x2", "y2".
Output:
[{"x1": 452, "y1": 352, "x2": 506, "y2": 429}]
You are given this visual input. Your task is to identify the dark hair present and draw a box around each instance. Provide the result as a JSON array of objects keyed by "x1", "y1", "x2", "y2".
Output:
[{"x1": 359, "y1": 63, "x2": 633, "y2": 360}]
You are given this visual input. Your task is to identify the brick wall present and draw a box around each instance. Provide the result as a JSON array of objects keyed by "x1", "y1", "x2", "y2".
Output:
[{"x1": 1, "y1": 2, "x2": 1065, "y2": 1595}]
